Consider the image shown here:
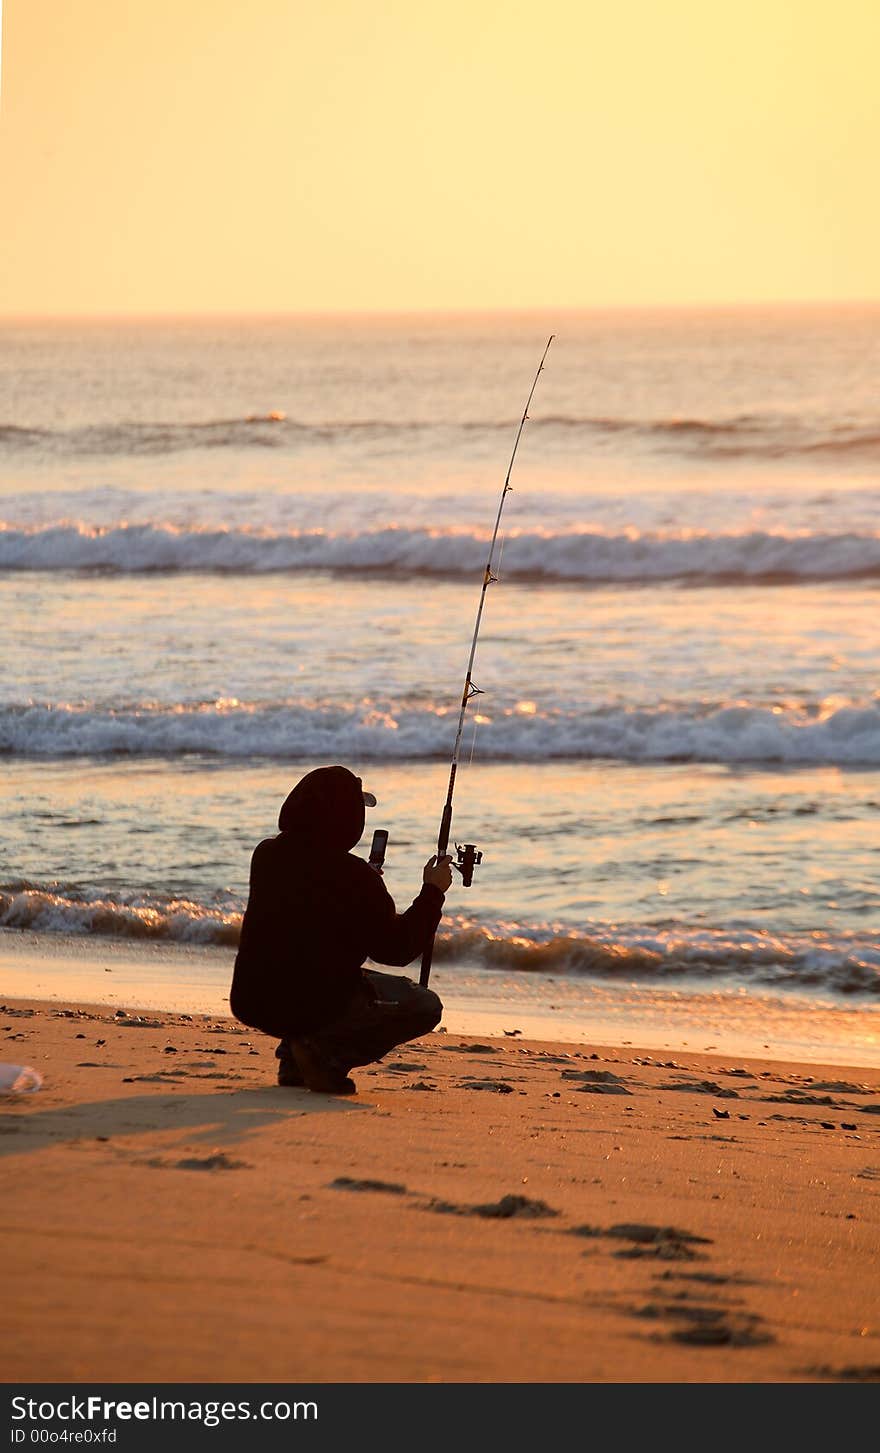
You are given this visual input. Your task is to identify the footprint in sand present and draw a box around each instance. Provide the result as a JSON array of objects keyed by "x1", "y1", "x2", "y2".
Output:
[
  {"x1": 660, "y1": 1079, "x2": 740, "y2": 1099},
  {"x1": 330, "y1": 1176, "x2": 408, "y2": 1195},
  {"x1": 446, "y1": 1044, "x2": 500, "y2": 1055},
  {"x1": 428, "y1": 1193, "x2": 559, "y2": 1221},
  {"x1": 571, "y1": 1222, "x2": 712, "y2": 1261},
  {"x1": 143, "y1": 1152, "x2": 251, "y2": 1171},
  {"x1": 808, "y1": 1363, "x2": 880, "y2": 1382},
  {"x1": 656, "y1": 1269, "x2": 756, "y2": 1288},
  {"x1": 183, "y1": 1071, "x2": 248, "y2": 1081},
  {"x1": 459, "y1": 1080, "x2": 516, "y2": 1094},
  {"x1": 667, "y1": 1315, "x2": 773, "y2": 1347},
  {"x1": 635, "y1": 1292, "x2": 772, "y2": 1348},
  {"x1": 174, "y1": 1152, "x2": 251, "y2": 1171},
  {"x1": 561, "y1": 1070, "x2": 632, "y2": 1095},
  {"x1": 122, "y1": 1073, "x2": 186, "y2": 1084},
  {"x1": 762, "y1": 1091, "x2": 851, "y2": 1107},
  {"x1": 806, "y1": 1080, "x2": 875, "y2": 1096}
]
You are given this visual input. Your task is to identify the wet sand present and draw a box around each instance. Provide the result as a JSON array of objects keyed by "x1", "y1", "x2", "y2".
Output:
[
  {"x1": 2, "y1": 995, "x2": 879, "y2": 1383},
  {"x1": 3, "y1": 926, "x2": 878, "y2": 1069}
]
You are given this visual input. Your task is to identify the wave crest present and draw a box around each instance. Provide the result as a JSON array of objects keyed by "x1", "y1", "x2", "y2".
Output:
[
  {"x1": 2, "y1": 886, "x2": 878, "y2": 996},
  {"x1": 2, "y1": 411, "x2": 879, "y2": 461},
  {"x1": 4, "y1": 522, "x2": 880, "y2": 584},
  {"x1": 3, "y1": 698, "x2": 880, "y2": 765},
  {"x1": 0, "y1": 885, "x2": 240, "y2": 945}
]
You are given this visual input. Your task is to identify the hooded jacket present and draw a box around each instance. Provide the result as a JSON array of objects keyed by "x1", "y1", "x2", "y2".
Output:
[{"x1": 230, "y1": 765, "x2": 444, "y2": 1036}]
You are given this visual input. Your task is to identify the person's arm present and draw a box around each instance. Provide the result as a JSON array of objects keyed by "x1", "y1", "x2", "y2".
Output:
[{"x1": 363, "y1": 855, "x2": 452, "y2": 968}]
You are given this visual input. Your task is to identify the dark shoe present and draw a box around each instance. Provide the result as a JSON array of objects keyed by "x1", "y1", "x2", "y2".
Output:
[
  {"x1": 274, "y1": 1040, "x2": 305, "y2": 1088},
  {"x1": 289, "y1": 1038, "x2": 357, "y2": 1095}
]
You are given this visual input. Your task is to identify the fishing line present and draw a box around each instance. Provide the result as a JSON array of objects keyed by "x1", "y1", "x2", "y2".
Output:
[
  {"x1": 495, "y1": 527, "x2": 508, "y2": 583},
  {"x1": 467, "y1": 713, "x2": 480, "y2": 767},
  {"x1": 419, "y1": 336, "x2": 554, "y2": 988}
]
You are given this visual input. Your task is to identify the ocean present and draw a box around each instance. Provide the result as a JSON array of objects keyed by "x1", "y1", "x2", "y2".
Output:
[{"x1": 2, "y1": 308, "x2": 879, "y2": 1062}]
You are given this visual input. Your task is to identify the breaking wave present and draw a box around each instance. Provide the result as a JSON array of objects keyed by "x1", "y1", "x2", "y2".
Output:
[
  {"x1": 0, "y1": 884, "x2": 241, "y2": 947},
  {"x1": 5, "y1": 522, "x2": 880, "y2": 583},
  {"x1": 3, "y1": 698, "x2": 880, "y2": 765},
  {"x1": 538, "y1": 414, "x2": 880, "y2": 460},
  {"x1": 2, "y1": 411, "x2": 879, "y2": 461},
  {"x1": 2, "y1": 884, "x2": 878, "y2": 996},
  {"x1": 0, "y1": 414, "x2": 298, "y2": 456}
]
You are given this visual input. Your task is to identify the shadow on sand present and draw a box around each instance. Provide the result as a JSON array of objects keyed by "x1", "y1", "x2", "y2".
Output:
[{"x1": 0, "y1": 1083, "x2": 365, "y2": 1158}]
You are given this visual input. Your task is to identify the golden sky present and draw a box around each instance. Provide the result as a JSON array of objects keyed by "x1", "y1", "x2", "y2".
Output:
[{"x1": 1, "y1": 0, "x2": 877, "y2": 314}]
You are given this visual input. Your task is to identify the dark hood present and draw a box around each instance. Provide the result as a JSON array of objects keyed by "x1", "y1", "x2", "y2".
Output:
[{"x1": 277, "y1": 765, "x2": 367, "y2": 854}]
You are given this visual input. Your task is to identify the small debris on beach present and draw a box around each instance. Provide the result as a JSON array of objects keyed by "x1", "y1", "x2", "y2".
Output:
[{"x1": 447, "y1": 1043, "x2": 500, "y2": 1055}]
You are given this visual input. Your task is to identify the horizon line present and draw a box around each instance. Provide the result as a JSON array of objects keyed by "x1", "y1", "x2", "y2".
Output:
[{"x1": 1, "y1": 297, "x2": 879, "y2": 324}]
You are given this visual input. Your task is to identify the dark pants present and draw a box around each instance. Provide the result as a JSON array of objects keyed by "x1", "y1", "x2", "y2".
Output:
[{"x1": 281, "y1": 969, "x2": 442, "y2": 1073}]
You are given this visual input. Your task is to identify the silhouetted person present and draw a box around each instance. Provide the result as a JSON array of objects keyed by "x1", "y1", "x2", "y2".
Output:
[{"x1": 230, "y1": 765, "x2": 451, "y2": 1093}]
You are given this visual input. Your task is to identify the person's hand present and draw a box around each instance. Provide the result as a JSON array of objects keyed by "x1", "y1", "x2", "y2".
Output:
[{"x1": 423, "y1": 853, "x2": 453, "y2": 893}]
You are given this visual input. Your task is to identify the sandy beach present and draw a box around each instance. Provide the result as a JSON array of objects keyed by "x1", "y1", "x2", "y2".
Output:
[{"x1": 3, "y1": 987, "x2": 879, "y2": 1384}]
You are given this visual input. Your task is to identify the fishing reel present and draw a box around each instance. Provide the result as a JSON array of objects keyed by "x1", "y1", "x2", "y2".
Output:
[{"x1": 454, "y1": 842, "x2": 483, "y2": 887}]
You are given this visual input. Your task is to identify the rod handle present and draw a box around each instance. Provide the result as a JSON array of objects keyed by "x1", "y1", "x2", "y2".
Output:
[
  {"x1": 421, "y1": 801, "x2": 453, "y2": 986},
  {"x1": 437, "y1": 801, "x2": 453, "y2": 857},
  {"x1": 419, "y1": 936, "x2": 435, "y2": 988}
]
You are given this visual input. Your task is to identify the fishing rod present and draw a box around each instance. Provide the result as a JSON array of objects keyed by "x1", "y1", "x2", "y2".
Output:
[{"x1": 420, "y1": 335, "x2": 554, "y2": 989}]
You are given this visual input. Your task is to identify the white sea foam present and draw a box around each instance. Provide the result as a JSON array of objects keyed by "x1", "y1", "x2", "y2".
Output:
[
  {"x1": 2, "y1": 886, "x2": 878, "y2": 995},
  {"x1": 0, "y1": 886, "x2": 240, "y2": 945},
  {"x1": 4, "y1": 522, "x2": 880, "y2": 582},
  {"x1": 3, "y1": 698, "x2": 880, "y2": 765}
]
